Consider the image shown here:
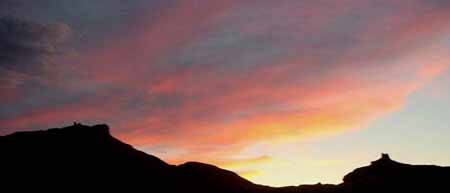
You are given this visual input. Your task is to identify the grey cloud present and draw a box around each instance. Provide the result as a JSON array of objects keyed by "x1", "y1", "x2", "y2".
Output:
[
  {"x1": 0, "y1": 0, "x2": 174, "y2": 48},
  {"x1": 0, "y1": 17, "x2": 72, "y2": 73}
]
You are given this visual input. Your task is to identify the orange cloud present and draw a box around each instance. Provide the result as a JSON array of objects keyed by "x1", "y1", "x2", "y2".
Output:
[
  {"x1": 237, "y1": 170, "x2": 262, "y2": 178},
  {"x1": 418, "y1": 63, "x2": 449, "y2": 80},
  {"x1": 217, "y1": 155, "x2": 272, "y2": 168}
]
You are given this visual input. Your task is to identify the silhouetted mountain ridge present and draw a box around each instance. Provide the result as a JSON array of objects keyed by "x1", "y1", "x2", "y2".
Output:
[
  {"x1": 340, "y1": 153, "x2": 450, "y2": 192},
  {"x1": 1, "y1": 123, "x2": 449, "y2": 192}
]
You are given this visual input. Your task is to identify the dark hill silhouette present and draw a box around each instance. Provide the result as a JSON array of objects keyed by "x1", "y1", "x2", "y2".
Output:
[
  {"x1": 1, "y1": 123, "x2": 449, "y2": 192},
  {"x1": 340, "y1": 153, "x2": 450, "y2": 192}
]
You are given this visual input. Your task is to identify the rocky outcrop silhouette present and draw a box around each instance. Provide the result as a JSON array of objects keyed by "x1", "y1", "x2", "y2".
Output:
[
  {"x1": 1, "y1": 123, "x2": 449, "y2": 192},
  {"x1": 341, "y1": 153, "x2": 450, "y2": 192}
]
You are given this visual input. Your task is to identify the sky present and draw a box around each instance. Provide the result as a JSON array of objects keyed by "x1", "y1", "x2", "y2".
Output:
[{"x1": 1, "y1": 0, "x2": 449, "y2": 186}]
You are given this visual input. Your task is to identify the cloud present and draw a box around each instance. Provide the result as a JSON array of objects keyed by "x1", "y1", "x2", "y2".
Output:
[
  {"x1": 0, "y1": 17, "x2": 72, "y2": 73},
  {"x1": 218, "y1": 155, "x2": 272, "y2": 168},
  {"x1": 0, "y1": 16, "x2": 74, "y2": 105},
  {"x1": 236, "y1": 170, "x2": 262, "y2": 178},
  {"x1": 0, "y1": 0, "x2": 449, "y2": 173}
]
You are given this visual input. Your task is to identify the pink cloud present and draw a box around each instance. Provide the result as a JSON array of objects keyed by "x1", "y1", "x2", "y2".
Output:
[{"x1": 2, "y1": 0, "x2": 449, "y2": 164}]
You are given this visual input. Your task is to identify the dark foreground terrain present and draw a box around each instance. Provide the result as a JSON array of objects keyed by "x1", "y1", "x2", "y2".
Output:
[{"x1": 1, "y1": 124, "x2": 449, "y2": 192}]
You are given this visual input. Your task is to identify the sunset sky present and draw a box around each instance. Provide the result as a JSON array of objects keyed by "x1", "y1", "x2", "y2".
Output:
[{"x1": 1, "y1": 0, "x2": 449, "y2": 186}]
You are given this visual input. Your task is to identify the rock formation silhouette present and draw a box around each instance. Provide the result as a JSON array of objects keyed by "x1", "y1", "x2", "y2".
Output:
[{"x1": 1, "y1": 123, "x2": 449, "y2": 192}]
